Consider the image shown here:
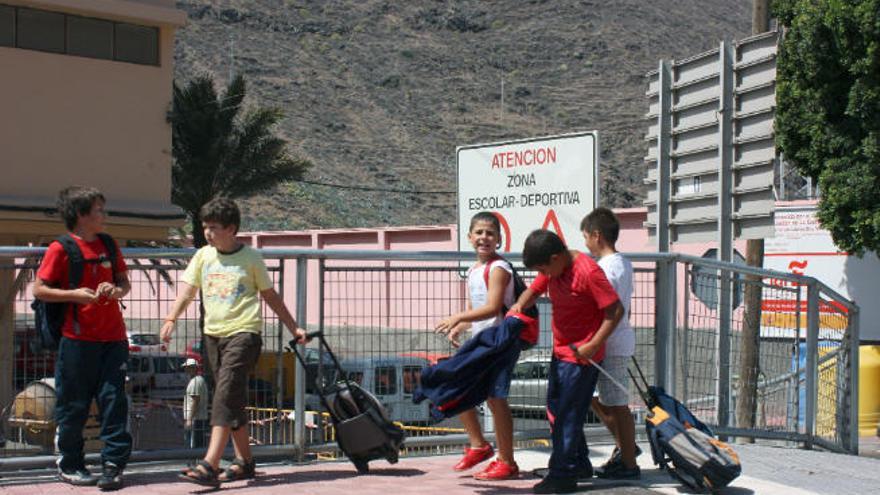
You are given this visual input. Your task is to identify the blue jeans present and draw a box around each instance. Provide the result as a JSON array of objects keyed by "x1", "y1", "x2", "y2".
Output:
[
  {"x1": 55, "y1": 338, "x2": 131, "y2": 470},
  {"x1": 546, "y1": 357, "x2": 600, "y2": 479}
]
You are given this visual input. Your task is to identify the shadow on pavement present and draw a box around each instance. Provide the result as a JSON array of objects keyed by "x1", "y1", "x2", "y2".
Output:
[{"x1": 239, "y1": 467, "x2": 426, "y2": 487}]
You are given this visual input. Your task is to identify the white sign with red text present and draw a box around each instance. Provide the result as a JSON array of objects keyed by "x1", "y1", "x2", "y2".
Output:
[
  {"x1": 764, "y1": 202, "x2": 880, "y2": 342},
  {"x1": 456, "y1": 132, "x2": 598, "y2": 255}
]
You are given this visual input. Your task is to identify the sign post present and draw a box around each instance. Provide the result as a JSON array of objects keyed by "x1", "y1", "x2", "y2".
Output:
[{"x1": 456, "y1": 132, "x2": 598, "y2": 255}]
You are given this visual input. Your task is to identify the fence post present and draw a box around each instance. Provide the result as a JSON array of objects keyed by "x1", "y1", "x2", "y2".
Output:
[
  {"x1": 848, "y1": 305, "x2": 860, "y2": 454},
  {"x1": 805, "y1": 281, "x2": 819, "y2": 449},
  {"x1": 655, "y1": 257, "x2": 676, "y2": 393},
  {"x1": 293, "y1": 257, "x2": 309, "y2": 459},
  {"x1": 715, "y1": 40, "x2": 734, "y2": 433},
  {"x1": 275, "y1": 264, "x2": 285, "y2": 411}
]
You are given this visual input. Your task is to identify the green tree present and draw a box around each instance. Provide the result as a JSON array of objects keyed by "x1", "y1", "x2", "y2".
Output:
[
  {"x1": 171, "y1": 74, "x2": 311, "y2": 246},
  {"x1": 774, "y1": 0, "x2": 880, "y2": 254}
]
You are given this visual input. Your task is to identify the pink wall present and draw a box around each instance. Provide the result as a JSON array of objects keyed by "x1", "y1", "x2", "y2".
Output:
[{"x1": 233, "y1": 209, "x2": 681, "y2": 330}]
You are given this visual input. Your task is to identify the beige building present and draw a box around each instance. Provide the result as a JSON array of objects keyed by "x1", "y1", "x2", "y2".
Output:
[
  {"x1": 0, "y1": 0, "x2": 186, "y2": 407},
  {"x1": 0, "y1": 0, "x2": 187, "y2": 244}
]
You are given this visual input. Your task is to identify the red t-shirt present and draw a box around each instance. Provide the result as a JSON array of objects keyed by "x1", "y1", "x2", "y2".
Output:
[
  {"x1": 36, "y1": 235, "x2": 127, "y2": 342},
  {"x1": 529, "y1": 252, "x2": 619, "y2": 364}
]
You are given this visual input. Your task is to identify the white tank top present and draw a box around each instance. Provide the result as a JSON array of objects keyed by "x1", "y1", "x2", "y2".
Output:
[{"x1": 465, "y1": 259, "x2": 515, "y2": 335}]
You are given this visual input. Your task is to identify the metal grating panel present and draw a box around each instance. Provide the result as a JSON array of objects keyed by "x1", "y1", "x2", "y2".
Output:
[{"x1": 645, "y1": 32, "x2": 779, "y2": 245}]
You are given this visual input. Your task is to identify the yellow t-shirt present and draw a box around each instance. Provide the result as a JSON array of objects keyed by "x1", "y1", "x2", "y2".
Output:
[{"x1": 182, "y1": 245, "x2": 273, "y2": 337}]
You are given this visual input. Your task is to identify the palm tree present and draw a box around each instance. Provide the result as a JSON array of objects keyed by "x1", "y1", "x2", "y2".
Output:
[{"x1": 170, "y1": 74, "x2": 311, "y2": 247}]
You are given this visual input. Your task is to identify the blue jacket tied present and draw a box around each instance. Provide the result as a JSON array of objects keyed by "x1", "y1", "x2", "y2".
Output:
[{"x1": 413, "y1": 314, "x2": 534, "y2": 421}]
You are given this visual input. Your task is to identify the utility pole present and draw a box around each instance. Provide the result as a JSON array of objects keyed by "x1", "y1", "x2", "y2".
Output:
[
  {"x1": 500, "y1": 73, "x2": 505, "y2": 125},
  {"x1": 736, "y1": 0, "x2": 771, "y2": 442}
]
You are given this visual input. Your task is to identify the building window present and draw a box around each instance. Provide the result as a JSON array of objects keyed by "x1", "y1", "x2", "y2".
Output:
[
  {"x1": 0, "y1": 5, "x2": 13, "y2": 47},
  {"x1": 115, "y1": 22, "x2": 158, "y2": 65},
  {"x1": 0, "y1": 3, "x2": 159, "y2": 66},
  {"x1": 17, "y1": 8, "x2": 64, "y2": 54},
  {"x1": 67, "y1": 15, "x2": 113, "y2": 60}
]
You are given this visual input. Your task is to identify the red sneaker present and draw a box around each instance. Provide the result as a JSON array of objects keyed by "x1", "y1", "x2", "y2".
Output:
[
  {"x1": 473, "y1": 458, "x2": 519, "y2": 481},
  {"x1": 453, "y1": 444, "x2": 494, "y2": 471}
]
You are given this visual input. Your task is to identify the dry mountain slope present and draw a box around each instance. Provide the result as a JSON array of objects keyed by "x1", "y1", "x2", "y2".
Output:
[{"x1": 173, "y1": 0, "x2": 752, "y2": 231}]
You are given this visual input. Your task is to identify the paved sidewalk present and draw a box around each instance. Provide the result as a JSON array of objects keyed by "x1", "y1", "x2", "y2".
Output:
[{"x1": 1, "y1": 442, "x2": 878, "y2": 494}]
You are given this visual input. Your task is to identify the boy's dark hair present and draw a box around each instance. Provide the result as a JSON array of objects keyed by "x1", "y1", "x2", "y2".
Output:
[
  {"x1": 580, "y1": 206, "x2": 620, "y2": 244},
  {"x1": 57, "y1": 186, "x2": 105, "y2": 231},
  {"x1": 469, "y1": 211, "x2": 502, "y2": 246},
  {"x1": 200, "y1": 197, "x2": 241, "y2": 234},
  {"x1": 522, "y1": 229, "x2": 567, "y2": 268}
]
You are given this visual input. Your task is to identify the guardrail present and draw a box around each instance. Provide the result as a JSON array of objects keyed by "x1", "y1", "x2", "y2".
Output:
[{"x1": 0, "y1": 247, "x2": 859, "y2": 469}]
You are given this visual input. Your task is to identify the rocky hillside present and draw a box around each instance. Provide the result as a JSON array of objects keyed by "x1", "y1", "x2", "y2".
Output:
[{"x1": 173, "y1": 0, "x2": 753, "y2": 231}]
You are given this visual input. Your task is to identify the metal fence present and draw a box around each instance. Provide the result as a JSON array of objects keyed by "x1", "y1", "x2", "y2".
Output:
[{"x1": 0, "y1": 247, "x2": 859, "y2": 468}]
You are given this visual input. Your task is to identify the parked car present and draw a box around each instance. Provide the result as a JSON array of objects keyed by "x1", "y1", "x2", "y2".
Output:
[
  {"x1": 508, "y1": 354, "x2": 550, "y2": 417},
  {"x1": 128, "y1": 351, "x2": 189, "y2": 400},
  {"x1": 127, "y1": 332, "x2": 166, "y2": 353},
  {"x1": 507, "y1": 353, "x2": 600, "y2": 422}
]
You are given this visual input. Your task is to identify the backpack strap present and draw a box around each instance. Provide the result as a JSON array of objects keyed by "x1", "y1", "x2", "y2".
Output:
[
  {"x1": 57, "y1": 234, "x2": 84, "y2": 334},
  {"x1": 481, "y1": 254, "x2": 504, "y2": 288},
  {"x1": 96, "y1": 232, "x2": 119, "y2": 280}
]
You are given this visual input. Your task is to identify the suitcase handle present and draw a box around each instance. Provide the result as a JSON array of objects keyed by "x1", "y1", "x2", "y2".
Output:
[{"x1": 286, "y1": 330, "x2": 353, "y2": 395}]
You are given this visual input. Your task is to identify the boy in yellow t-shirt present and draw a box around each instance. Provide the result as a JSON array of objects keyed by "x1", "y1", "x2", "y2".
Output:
[{"x1": 160, "y1": 198, "x2": 306, "y2": 487}]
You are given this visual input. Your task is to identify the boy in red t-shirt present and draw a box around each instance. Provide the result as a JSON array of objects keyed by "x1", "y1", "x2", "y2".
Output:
[
  {"x1": 510, "y1": 230, "x2": 623, "y2": 494},
  {"x1": 33, "y1": 186, "x2": 131, "y2": 491}
]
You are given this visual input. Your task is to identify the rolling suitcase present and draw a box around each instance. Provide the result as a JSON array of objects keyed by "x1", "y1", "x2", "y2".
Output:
[
  {"x1": 592, "y1": 357, "x2": 741, "y2": 492},
  {"x1": 289, "y1": 331, "x2": 405, "y2": 474}
]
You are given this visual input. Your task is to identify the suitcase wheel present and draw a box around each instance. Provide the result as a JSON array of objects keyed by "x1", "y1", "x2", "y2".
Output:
[{"x1": 354, "y1": 459, "x2": 370, "y2": 474}]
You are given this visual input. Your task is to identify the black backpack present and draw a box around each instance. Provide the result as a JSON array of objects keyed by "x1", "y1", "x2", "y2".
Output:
[{"x1": 31, "y1": 233, "x2": 118, "y2": 350}]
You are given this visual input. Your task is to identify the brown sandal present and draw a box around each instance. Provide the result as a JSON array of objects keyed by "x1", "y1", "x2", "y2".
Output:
[
  {"x1": 219, "y1": 457, "x2": 255, "y2": 482},
  {"x1": 179, "y1": 460, "x2": 221, "y2": 488}
]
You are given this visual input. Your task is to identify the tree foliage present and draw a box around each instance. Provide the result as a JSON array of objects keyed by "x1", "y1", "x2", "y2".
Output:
[
  {"x1": 774, "y1": 0, "x2": 880, "y2": 254},
  {"x1": 171, "y1": 74, "x2": 311, "y2": 246}
]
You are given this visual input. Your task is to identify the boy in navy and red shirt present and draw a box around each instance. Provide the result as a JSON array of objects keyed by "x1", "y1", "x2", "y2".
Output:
[
  {"x1": 33, "y1": 186, "x2": 131, "y2": 491},
  {"x1": 510, "y1": 229, "x2": 623, "y2": 494}
]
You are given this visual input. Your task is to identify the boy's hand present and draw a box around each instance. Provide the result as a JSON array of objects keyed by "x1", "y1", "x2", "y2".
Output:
[
  {"x1": 291, "y1": 327, "x2": 309, "y2": 344},
  {"x1": 72, "y1": 287, "x2": 99, "y2": 305},
  {"x1": 434, "y1": 315, "x2": 461, "y2": 336},
  {"x1": 160, "y1": 320, "x2": 175, "y2": 343},
  {"x1": 96, "y1": 282, "x2": 118, "y2": 303},
  {"x1": 446, "y1": 325, "x2": 466, "y2": 348},
  {"x1": 508, "y1": 303, "x2": 523, "y2": 314},
  {"x1": 570, "y1": 342, "x2": 600, "y2": 362}
]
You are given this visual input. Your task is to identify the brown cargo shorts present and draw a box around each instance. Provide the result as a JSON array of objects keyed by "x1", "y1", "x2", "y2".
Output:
[{"x1": 204, "y1": 331, "x2": 262, "y2": 429}]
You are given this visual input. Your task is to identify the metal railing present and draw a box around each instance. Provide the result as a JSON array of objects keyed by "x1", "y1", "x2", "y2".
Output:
[{"x1": 0, "y1": 247, "x2": 859, "y2": 469}]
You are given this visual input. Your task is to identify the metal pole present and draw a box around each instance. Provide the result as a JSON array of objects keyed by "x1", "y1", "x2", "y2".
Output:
[
  {"x1": 804, "y1": 282, "x2": 819, "y2": 449},
  {"x1": 682, "y1": 263, "x2": 690, "y2": 401},
  {"x1": 654, "y1": 59, "x2": 672, "y2": 387},
  {"x1": 275, "y1": 264, "x2": 285, "y2": 412},
  {"x1": 716, "y1": 40, "x2": 734, "y2": 431},
  {"x1": 656, "y1": 59, "x2": 672, "y2": 254},
  {"x1": 848, "y1": 305, "x2": 860, "y2": 454},
  {"x1": 666, "y1": 259, "x2": 677, "y2": 394},
  {"x1": 293, "y1": 257, "x2": 308, "y2": 459},
  {"x1": 654, "y1": 257, "x2": 677, "y2": 393}
]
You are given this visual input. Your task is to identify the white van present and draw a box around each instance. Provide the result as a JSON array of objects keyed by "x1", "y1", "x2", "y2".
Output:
[
  {"x1": 128, "y1": 351, "x2": 189, "y2": 401},
  {"x1": 305, "y1": 355, "x2": 434, "y2": 424}
]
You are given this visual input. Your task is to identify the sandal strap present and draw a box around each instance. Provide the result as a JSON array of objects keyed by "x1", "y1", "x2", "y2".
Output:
[
  {"x1": 222, "y1": 457, "x2": 255, "y2": 480},
  {"x1": 196, "y1": 459, "x2": 219, "y2": 476}
]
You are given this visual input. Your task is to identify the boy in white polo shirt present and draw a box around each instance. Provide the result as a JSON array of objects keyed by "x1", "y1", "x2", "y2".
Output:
[{"x1": 581, "y1": 207, "x2": 640, "y2": 479}]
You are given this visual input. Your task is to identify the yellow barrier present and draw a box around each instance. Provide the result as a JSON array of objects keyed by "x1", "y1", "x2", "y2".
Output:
[{"x1": 859, "y1": 346, "x2": 880, "y2": 435}]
